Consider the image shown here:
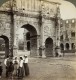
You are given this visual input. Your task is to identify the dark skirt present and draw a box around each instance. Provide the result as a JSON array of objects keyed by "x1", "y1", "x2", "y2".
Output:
[
  {"x1": 0, "y1": 66, "x2": 2, "y2": 76},
  {"x1": 0, "y1": 71, "x2": 2, "y2": 75},
  {"x1": 18, "y1": 67, "x2": 24, "y2": 78},
  {"x1": 23, "y1": 63, "x2": 29, "y2": 76}
]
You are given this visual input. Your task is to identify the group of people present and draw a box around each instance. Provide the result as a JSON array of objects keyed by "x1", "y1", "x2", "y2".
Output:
[{"x1": 0, "y1": 55, "x2": 30, "y2": 79}]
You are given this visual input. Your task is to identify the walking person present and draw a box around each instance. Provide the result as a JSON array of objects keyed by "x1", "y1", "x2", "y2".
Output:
[
  {"x1": 0, "y1": 62, "x2": 3, "y2": 78},
  {"x1": 23, "y1": 55, "x2": 30, "y2": 76},
  {"x1": 18, "y1": 57, "x2": 24, "y2": 79}
]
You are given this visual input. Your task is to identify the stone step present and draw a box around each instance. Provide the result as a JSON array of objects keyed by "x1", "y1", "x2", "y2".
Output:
[{"x1": 0, "y1": 51, "x2": 5, "y2": 59}]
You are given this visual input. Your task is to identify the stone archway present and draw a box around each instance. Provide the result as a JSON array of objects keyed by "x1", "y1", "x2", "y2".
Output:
[
  {"x1": 21, "y1": 24, "x2": 37, "y2": 56},
  {"x1": 60, "y1": 43, "x2": 64, "y2": 50},
  {"x1": 0, "y1": 35, "x2": 9, "y2": 58},
  {"x1": 27, "y1": 41, "x2": 30, "y2": 51},
  {"x1": 26, "y1": 32, "x2": 30, "y2": 51},
  {"x1": 66, "y1": 43, "x2": 69, "y2": 50},
  {"x1": 71, "y1": 43, "x2": 75, "y2": 50},
  {"x1": 45, "y1": 38, "x2": 53, "y2": 57},
  {"x1": 26, "y1": 32, "x2": 30, "y2": 40}
]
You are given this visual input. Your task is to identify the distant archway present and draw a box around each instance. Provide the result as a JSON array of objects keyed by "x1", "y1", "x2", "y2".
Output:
[
  {"x1": 45, "y1": 38, "x2": 53, "y2": 57},
  {"x1": 26, "y1": 32, "x2": 30, "y2": 40},
  {"x1": 71, "y1": 43, "x2": 75, "y2": 50},
  {"x1": 27, "y1": 41, "x2": 30, "y2": 51},
  {"x1": 66, "y1": 43, "x2": 69, "y2": 50},
  {"x1": 60, "y1": 43, "x2": 64, "y2": 50},
  {"x1": 26, "y1": 32, "x2": 30, "y2": 51},
  {"x1": 0, "y1": 35, "x2": 9, "y2": 58}
]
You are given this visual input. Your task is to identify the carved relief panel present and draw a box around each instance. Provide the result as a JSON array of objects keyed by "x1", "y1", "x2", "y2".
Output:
[{"x1": 41, "y1": 1, "x2": 57, "y2": 17}]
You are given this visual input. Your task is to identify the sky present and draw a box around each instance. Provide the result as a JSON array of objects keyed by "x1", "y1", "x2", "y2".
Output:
[
  {"x1": 48, "y1": 0, "x2": 76, "y2": 19},
  {"x1": 66, "y1": 0, "x2": 76, "y2": 6},
  {"x1": 60, "y1": 0, "x2": 76, "y2": 19}
]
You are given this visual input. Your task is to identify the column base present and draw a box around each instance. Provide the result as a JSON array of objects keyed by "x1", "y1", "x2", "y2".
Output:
[
  {"x1": 42, "y1": 54, "x2": 46, "y2": 58},
  {"x1": 75, "y1": 51, "x2": 76, "y2": 55},
  {"x1": 41, "y1": 49, "x2": 46, "y2": 58},
  {"x1": 13, "y1": 45, "x2": 18, "y2": 57},
  {"x1": 55, "y1": 46, "x2": 62, "y2": 57}
]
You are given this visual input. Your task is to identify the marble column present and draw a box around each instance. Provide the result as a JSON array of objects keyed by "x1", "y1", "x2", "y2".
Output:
[
  {"x1": 13, "y1": 16, "x2": 18, "y2": 56},
  {"x1": 64, "y1": 44, "x2": 66, "y2": 50},
  {"x1": 23, "y1": 32, "x2": 27, "y2": 51},
  {"x1": 38, "y1": 1, "x2": 46, "y2": 58},
  {"x1": 36, "y1": 36, "x2": 40, "y2": 57},
  {"x1": 69, "y1": 43, "x2": 71, "y2": 50},
  {"x1": 40, "y1": 18, "x2": 46, "y2": 58},
  {"x1": 55, "y1": 5, "x2": 61, "y2": 56}
]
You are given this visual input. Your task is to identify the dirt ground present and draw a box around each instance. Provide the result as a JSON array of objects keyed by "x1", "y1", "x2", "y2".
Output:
[{"x1": 1, "y1": 56, "x2": 76, "y2": 80}]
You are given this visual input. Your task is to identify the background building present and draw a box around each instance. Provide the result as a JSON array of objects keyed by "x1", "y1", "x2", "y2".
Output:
[{"x1": 60, "y1": 19, "x2": 76, "y2": 55}]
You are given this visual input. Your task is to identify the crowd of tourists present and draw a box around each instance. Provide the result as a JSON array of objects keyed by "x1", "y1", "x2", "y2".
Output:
[{"x1": 0, "y1": 55, "x2": 30, "y2": 79}]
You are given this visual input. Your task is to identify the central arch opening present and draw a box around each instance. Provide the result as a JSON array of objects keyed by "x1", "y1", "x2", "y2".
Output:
[
  {"x1": 26, "y1": 32, "x2": 30, "y2": 51},
  {"x1": 45, "y1": 38, "x2": 53, "y2": 57},
  {"x1": 18, "y1": 24, "x2": 37, "y2": 56},
  {"x1": 60, "y1": 43, "x2": 64, "y2": 50},
  {"x1": 66, "y1": 43, "x2": 69, "y2": 50}
]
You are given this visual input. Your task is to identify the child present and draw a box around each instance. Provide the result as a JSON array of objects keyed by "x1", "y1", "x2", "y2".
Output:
[{"x1": 0, "y1": 62, "x2": 3, "y2": 78}]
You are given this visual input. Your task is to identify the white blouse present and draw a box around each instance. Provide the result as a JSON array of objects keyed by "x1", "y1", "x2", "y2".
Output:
[
  {"x1": 19, "y1": 60, "x2": 23, "y2": 67},
  {"x1": 24, "y1": 58, "x2": 28, "y2": 63}
]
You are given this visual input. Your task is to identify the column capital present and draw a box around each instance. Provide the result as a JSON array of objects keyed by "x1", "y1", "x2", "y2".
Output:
[
  {"x1": 39, "y1": 45, "x2": 45, "y2": 50},
  {"x1": 39, "y1": 45, "x2": 46, "y2": 58}
]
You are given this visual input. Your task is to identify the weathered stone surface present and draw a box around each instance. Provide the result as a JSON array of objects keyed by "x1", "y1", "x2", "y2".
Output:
[{"x1": 0, "y1": 0, "x2": 61, "y2": 57}]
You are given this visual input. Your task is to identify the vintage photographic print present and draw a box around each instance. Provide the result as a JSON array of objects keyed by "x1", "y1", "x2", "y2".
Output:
[{"x1": 0, "y1": 0, "x2": 76, "y2": 80}]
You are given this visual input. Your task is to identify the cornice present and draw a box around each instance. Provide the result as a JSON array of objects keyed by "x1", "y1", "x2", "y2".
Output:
[{"x1": 0, "y1": 10, "x2": 55, "y2": 21}]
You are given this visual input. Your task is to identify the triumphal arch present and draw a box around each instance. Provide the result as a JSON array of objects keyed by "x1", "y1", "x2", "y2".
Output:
[{"x1": 0, "y1": 0, "x2": 61, "y2": 58}]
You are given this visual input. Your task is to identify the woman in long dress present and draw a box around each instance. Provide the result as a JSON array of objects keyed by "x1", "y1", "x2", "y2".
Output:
[
  {"x1": 13, "y1": 57, "x2": 19, "y2": 76},
  {"x1": 18, "y1": 57, "x2": 24, "y2": 78},
  {"x1": 23, "y1": 55, "x2": 30, "y2": 76}
]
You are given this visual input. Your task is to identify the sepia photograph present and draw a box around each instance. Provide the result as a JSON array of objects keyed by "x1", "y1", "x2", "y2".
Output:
[{"x1": 0, "y1": 0, "x2": 76, "y2": 80}]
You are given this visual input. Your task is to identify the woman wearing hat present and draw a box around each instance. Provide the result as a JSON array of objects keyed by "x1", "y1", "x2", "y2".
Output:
[
  {"x1": 23, "y1": 55, "x2": 30, "y2": 76},
  {"x1": 13, "y1": 56, "x2": 19, "y2": 76},
  {"x1": 18, "y1": 57, "x2": 24, "y2": 79}
]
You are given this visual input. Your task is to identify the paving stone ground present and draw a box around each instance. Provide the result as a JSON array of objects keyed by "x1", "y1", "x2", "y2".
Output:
[{"x1": 1, "y1": 56, "x2": 76, "y2": 80}]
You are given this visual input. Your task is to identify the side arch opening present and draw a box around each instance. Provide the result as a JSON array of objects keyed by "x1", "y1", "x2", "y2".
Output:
[
  {"x1": 45, "y1": 38, "x2": 53, "y2": 57},
  {"x1": 0, "y1": 35, "x2": 9, "y2": 58}
]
